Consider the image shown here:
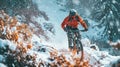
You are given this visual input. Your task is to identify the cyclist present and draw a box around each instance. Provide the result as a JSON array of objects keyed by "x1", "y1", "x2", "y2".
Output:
[{"x1": 61, "y1": 9, "x2": 88, "y2": 51}]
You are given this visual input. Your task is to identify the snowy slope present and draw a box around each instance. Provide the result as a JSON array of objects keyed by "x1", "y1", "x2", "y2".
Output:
[{"x1": 33, "y1": 0, "x2": 68, "y2": 49}]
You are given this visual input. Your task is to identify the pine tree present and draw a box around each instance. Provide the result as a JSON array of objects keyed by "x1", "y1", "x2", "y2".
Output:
[{"x1": 91, "y1": 0, "x2": 120, "y2": 42}]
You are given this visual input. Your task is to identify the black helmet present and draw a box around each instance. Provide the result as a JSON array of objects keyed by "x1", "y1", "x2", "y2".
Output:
[{"x1": 69, "y1": 9, "x2": 77, "y2": 16}]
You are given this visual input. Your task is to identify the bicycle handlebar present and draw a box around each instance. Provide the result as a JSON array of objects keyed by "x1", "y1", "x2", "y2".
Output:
[
  {"x1": 79, "y1": 30, "x2": 87, "y2": 32},
  {"x1": 67, "y1": 29, "x2": 87, "y2": 32}
]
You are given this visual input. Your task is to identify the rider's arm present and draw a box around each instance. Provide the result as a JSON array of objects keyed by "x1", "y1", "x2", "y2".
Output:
[
  {"x1": 61, "y1": 16, "x2": 69, "y2": 29},
  {"x1": 78, "y1": 16, "x2": 88, "y2": 29}
]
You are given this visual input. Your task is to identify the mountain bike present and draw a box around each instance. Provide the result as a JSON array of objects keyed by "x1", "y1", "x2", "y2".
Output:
[{"x1": 67, "y1": 29, "x2": 86, "y2": 61}]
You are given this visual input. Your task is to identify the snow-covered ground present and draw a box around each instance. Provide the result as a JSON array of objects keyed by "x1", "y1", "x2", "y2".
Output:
[
  {"x1": 0, "y1": 36, "x2": 120, "y2": 67},
  {"x1": 0, "y1": 0, "x2": 120, "y2": 67}
]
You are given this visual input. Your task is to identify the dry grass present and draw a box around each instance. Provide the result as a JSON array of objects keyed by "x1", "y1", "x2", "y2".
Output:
[
  {"x1": 48, "y1": 49, "x2": 90, "y2": 67},
  {"x1": 0, "y1": 10, "x2": 33, "y2": 50}
]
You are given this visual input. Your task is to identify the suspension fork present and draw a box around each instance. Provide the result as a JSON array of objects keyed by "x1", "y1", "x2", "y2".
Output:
[{"x1": 74, "y1": 31, "x2": 83, "y2": 51}]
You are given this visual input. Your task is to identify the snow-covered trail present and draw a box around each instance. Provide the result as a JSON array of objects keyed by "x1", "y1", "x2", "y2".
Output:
[{"x1": 56, "y1": 38, "x2": 120, "y2": 67}]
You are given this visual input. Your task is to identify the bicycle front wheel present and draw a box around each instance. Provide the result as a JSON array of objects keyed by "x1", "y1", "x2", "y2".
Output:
[{"x1": 76, "y1": 40, "x2": 84, "y2": 61}]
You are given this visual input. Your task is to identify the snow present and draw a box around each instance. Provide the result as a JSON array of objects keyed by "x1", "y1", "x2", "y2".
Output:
[
  {"x1": 72, "y1": 0, "x2": 80, "y2": 5},
  {"x1": 32, "y1": 37, "x2": 120, "y2": 66},
  {"x1": 84, "y1": 8, "x2": 91, "y2": 16},
  {"x1": 108, "y1": 30, "x2": 111, "y2": 33},
  {"x1": 84, "y1": 44, "x2": 120, "y2": 66},
  {"x1": 0, "y1": 33, "x2": 119, "y2": 66},
  {"x1": 112, "y1": 0, "x2": 117, "y2": 4},
  {"x1": 110, "y1": 22, "x2": 114, "y2": 26},
  {"x1": 109, "y1": 40, "x2": 120, "y2": 46},
  {"x1": 0, "y1": 0, "x2": 119, "y2": 67},
  {"x1": 27, "y1": 50, "x2": 50, "y2": 63},
  {"x1": 16, "y1": 15, "x2": 26, "y2": 22},
  {"x1": 11, "y1": 27, "x2": 16, "y2": 32},
  {"x1": 2, "y1": 26, "x2": 7, "y2": 35},
  {"x1": 0, "y1": 35, "x2": 120, "y2": 67},
  {"x1": 118, "y1": 28, "x2": 120, "y2": 32},
  {"x1": 33, "y1": 0, "x2": 68, "y2": 49},
  {"x1": 0, "y1": 39, "x2": 17, "y2": 51},
  {"x1": 118, "y1": 40, "x2": 120, "y2": 43},
  {"x1": 0, "y1": 63, "x2": 7, "y2": 67},
  {"x1": 0, "y1": 55, "x2": 4, "y2": 62},
  {"x1": 116, "y1": 20, "x2": 119, "y2": 26}
]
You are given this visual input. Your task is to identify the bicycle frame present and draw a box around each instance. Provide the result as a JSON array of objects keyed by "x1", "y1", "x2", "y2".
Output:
[
  {"x1": 67, "y1": 29, "x2": 84, "y2": 61},
  {"x1": 67, "y1": 29, "x2": 82, "y2": 50}
]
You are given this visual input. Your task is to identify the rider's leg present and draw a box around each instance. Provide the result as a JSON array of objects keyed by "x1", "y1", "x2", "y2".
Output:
[
  {"x1": 75, "y1": 30, "x2": 82, "y2": 51},
  {"x1": 67, "y1": 31, "x2": 73, "y2": 50},
  {"x1": 76, "y1": 30, "x2": 81, "y2": 40}
]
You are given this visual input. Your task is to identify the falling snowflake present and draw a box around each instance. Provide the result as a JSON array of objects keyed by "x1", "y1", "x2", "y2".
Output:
[
  {"x1": 72, "y1": 0, "x2": 80, "y2": 5},
  {"x1": 118, "y1": 28, "x2": 120, "y2": 32},
  {"x1": 112, "y1": 0, "x2": 116, "y2": 3}
]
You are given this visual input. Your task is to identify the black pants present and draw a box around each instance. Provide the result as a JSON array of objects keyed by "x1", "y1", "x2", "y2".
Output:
[{"x1": 66, "y1": 27, "x2": 81, "y2": 49}]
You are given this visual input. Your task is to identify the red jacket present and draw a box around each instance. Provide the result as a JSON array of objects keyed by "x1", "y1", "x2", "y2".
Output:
[{"x1": 61, "y1": 15, "x2": 87, "y2": 29}]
